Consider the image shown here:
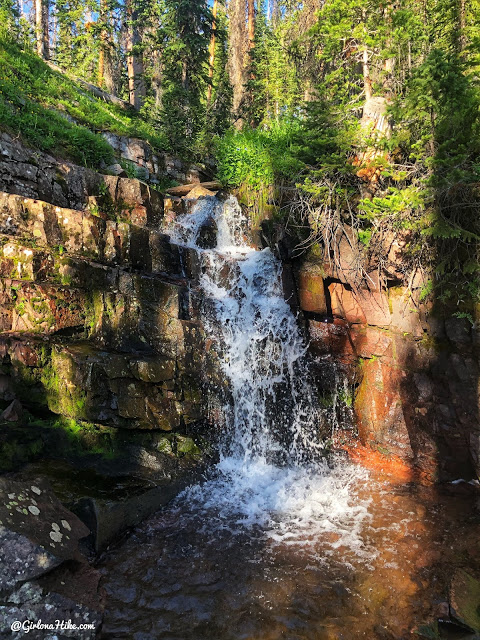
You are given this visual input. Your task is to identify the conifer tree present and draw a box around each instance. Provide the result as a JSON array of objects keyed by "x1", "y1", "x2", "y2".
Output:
[{"x1": 159, "y1": 0, "x2": 212, "y2": 151}]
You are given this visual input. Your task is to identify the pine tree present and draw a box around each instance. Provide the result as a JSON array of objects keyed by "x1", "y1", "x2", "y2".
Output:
[{"x1": 159, "y1": 0, "x2": 212, "y2": 152}]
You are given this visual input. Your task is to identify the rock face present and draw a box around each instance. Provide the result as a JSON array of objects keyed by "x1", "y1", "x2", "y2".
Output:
[
  {"x1": 295, "y1": 238, "x2": 480, "y2": 483},
  {"x1": 0, "y1": 135, "x2": 223, "y2": 433},
  {"x1": 0, "y1": 135, "x2": 226, "y2": 556}
]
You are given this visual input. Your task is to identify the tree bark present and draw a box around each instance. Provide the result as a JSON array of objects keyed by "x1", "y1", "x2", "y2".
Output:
[
  {"x1": 459, "y1": 0, "x2": 466, "y2": 51},
  {"x1": 207, "y1": 0, "x2": 219, "y2": 106},
  {"x1": 152, "y1": 47, "x2": 163, "y2": 110},
  {"x1": 35, "y1": 0, "x2": 49, "y2": 59},
  {"x1": 228, "y1": 0, "x2": 247, "y2": 125},
  {"x1": 247, "y1": 0, "x2": 254, "y2": 52},
  {"x1": 125, "y1": 0, "x2": 146, "y2": 110},
  {"x1": 98, "y1": 0, "x2": 115, "y2": 93}
]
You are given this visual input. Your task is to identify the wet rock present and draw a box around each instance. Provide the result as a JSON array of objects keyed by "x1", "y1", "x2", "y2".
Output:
[
  {"x1": 0, "y1": 399, "x2": 24, "y2": 422},
  {"x1": 0, "y1": 477, "x2": 89, "y2": 550},
  {"x1": 0, "y1": 478, "x2": 89, "y2": 593},
  {"x1": 355, "y1": 358, "x2": 414, "y2": 460},
  {"x1": 73, "y1": 472, "x2": 202, "y2": 552},
  {"x1": 0, "y1": 527, "x2": 61, "y2": 593},
  {"x1": 196, "y1": 216, "x2": 217, "y2": 250},
  {"x1": 0, "y1": 582, "x2": 101, "y2": 639},
  {"x1": 309, "y1": 319, "x2": 355, "y2": 360},
  {"x1": 130, "y1": 357, "x2": 176, "y2": 383}
]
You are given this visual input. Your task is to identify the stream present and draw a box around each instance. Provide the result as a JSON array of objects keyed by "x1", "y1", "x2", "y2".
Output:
[{"x1": 98, "y1": 195, "x2": 479, "y2": 640}]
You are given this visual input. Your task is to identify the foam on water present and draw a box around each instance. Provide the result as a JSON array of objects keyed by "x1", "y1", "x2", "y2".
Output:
[{"x1": 165, "y1": 194, "x2": 370, "y2": 553}]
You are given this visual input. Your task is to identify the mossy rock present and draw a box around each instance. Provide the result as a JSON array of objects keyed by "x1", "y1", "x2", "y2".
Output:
[
  {"x1": 175, "y1": 434, "x2": 202, "y2": 458},
  {"x1": 413, "y1": 622, "x2": 440, "y2": 639},
  {"x1": 450, "y1": 569, "x2": 480, "y2": 633}
]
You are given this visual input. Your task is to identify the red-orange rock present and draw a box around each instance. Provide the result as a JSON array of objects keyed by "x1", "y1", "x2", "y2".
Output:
[
  {"x1": 350, "y1": 326, "x2": 393, "y2": 359},
  {"x1": 340, "y1": 439, "x2": 414, "y2": 483},
  {"x1": 389, "y1": 287, "x2": 423, "y2": 337},
  {"x1": 308, "y1": 318, "x2": 355, "y2": 359},
  {"x1": 329, "y1": 282, "x2": 366, "y2": 324},
  {"x1": 357, "y1": 288, "x2": 391, "y2": 327},
  {"x1": 355, "y1": 357, "x2": 414, "y2": 460}
]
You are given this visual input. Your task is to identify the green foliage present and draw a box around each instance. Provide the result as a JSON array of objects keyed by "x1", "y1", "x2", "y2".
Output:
[
  {"x1": 216, "y1": 119, "x2": 304, "y2": 191},
  {"x1": 159, "y1": 0, "x2": 212, "y2": 154},
  {"x1": 243, "y1": 8, "x2": 300, "y2": 127},
  {"x1": 0, "y1": 38, "x2": 166, "y2": 167}
]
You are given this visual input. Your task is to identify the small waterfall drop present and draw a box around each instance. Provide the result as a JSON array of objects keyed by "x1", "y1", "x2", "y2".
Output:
[{"x1": 166, "y1": 194, "x2": 370, "y2": 551}]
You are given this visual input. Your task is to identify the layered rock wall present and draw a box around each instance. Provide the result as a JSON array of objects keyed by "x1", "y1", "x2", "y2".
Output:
[
  {"x1": 294, "y1": 238, "x2": 480, "y2": 482},
  {"x1": 0, "y1": 136, "x2": 223, "y2": 456}
]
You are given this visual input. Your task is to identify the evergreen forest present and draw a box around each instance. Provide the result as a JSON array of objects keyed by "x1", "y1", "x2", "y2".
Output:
[{"x1": 1, "y1": 0, "x2": 480, "y2": 309}]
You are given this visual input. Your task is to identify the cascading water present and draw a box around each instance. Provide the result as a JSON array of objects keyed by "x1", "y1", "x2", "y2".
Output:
[
  {"x1": 167, "y1": 194, "x2": 370, "y2": 550},
  {"x1": 99, "y1": 194, "x2": 470, "y2": 640}
]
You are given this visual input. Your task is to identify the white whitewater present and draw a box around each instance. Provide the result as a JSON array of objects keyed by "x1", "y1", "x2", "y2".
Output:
[{"x1": 166, "y1": 195, "x2": 370, "y2": 553}]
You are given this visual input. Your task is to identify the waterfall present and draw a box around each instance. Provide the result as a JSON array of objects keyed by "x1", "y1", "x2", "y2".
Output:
[{"x1": 165, "y1": 194, "x2": 370, "y2": 551}]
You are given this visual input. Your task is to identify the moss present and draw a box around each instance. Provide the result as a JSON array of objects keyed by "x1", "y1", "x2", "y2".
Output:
[
  {"x1": 174, "y1": 434, "x2": 202, "y2": 459},
  {"x1": 84, "y1": 290, "x2": 104, "y2": 336},
  {"x1": 0, "y1": 428, "x2": 45, "y2": 473},
  {"x1": 51, "y1": 417, "x2": 118, "y2": 459},
  {"x1": 338, "y1": 387, "x2": 354, "y2": 408},
  {"x1": 451, "y1": 570, "x2": 480, "y2": 632},
  {"x1": 413, "y1": 622, "x2": 440, "y2": 639},
  {"x1": 0, "y1": 39, "x2": 167, "y2": 168},
  {"x1": 156, "y1": 436, "x2": 174, "y2": 456},
  {"x1": 40, "y1": 350, "x2": 88, "y2": 420}
]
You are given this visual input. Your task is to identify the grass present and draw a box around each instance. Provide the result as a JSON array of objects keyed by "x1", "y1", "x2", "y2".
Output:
[
  {"x1": 216, "y1": 119, "x2": 304, "y2": 191},
  {"x1": 0, "y1": 38, "x2": 167, "y2": 168}
]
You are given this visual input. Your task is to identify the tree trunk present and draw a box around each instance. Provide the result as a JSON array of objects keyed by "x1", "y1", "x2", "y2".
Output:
[
  {"x1": 35, "y1": 0, "x2": 49, "y2": 59},
  {"x1": 98, "y1": 0, "x2": 115, "y2": 93},
  {"x1": 228, "y1": 0, "x2": 247, "y2": 126},
  {"x1": 207, "y1": 0, "x2": 219, "y2": 106},
  {"x1": 247, "y1": 0, "x2": 254, "y2": 52},
  {"x1": 125, "y1": 0, "x2": 146, "y2": 110},
  {"x1": 363, "y1": 47, "x2": 372, "y2": 102},
  {"x1": 152, "y1": 47, "x2": 163, "y2": 110},
  {"x1": 459, "y1": 0, "x2": 466, "y2": 51}
]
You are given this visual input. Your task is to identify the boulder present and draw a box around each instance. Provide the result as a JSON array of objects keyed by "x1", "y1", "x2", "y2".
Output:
[
  {"x1": 0, "y1": 399, "x2": 24, "y2": 422},
  {"x1": 0, "y1": 580, "x2": 102, "y2": 639},
  {"x1": 196, "y1": 216, "x2": 217, "y2": 249},
  {"x1": 105, "y1": 163, "x2": 126, "y2": 177},
  {"x1": 355, "y1": 357, "x2": 414, "y2": 460},
  {"x1": 0, "y1": 477, "x2": 90, "y2": 593},
  {"x1": 449, "y1": 569, "x2": 480, "y2": 633}
]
